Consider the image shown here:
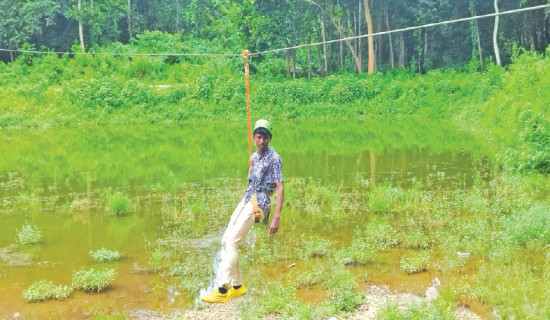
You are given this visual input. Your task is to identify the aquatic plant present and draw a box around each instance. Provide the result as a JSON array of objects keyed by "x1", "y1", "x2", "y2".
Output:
[
  {"x1": 334, "y1": 230, "x2": 377, "y2": 266},
  {"x1": 72, "y1": 268, "x2": 117, "y2": 292},
  {"x1": 501, "y1": 204, "x2": 550, "y2": 246},
  {"x1": 295, "y1": 265, "x2": 327, "y2": 289},
  {"x1": 238, "y1": 282, "x2": 314, "y2": 319},
  {"x1": 298, "y1": 236, "x2": 332, "y2": 259},
  {"x1": 400, "y1": 250, "x2": 431, "y2": 274},
  {"x1": 148, "y1": 248, "x2": 166, "y2": 267},
  {"x1": 376, "y1": 301, "x2": 454, "y2": 320},
  {"x1": 23, "y1": 280, "x2": 72, "y2": 302},
  {"x1": 90, "y1": 248, "x2": 121, "y2": 263},
  {"x1": 107, "y1": 191, "x2": 132, "y2": 216},
  {"x1": 364, "y1": 223, "x2": 399, "y2": 251},
  {"x1": 16, "y1": 223, "x2": 42, "y2": 246}
]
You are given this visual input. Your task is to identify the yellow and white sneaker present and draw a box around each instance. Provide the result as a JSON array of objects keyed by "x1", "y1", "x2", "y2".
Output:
[
  {"x1": 201, "y1": 288, "x2": 229, "y2": 303},
  {"x1": 228, "y1": 285, "x2": 247, "y2": 300}
]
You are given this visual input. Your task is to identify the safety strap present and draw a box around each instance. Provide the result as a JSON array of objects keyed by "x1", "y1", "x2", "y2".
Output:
[{"x1": 243, "y1": 49, "x2": 261, "y2": 223}]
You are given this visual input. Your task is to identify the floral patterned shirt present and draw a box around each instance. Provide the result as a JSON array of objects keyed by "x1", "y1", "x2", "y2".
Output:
[{"x1": 243, "y1": 146, "x2": 283, "y2": 209}]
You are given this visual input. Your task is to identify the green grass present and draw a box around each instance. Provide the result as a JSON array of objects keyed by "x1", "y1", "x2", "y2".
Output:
[
  {"x1": 376, "y1": 301, "x2": 454, "y2": 320},
  {"x1": 90, "y1": 248, "x2": 121, "y2": 263},
  {"x1": 400, "y1": 251, "x2": 431, "y2": 274},
  {"x1": 72, "y1": 268, "x2": 117, "y2": 292},
  {"x1": 23, "y1": 280, "x2": 72, "y2": 302},
  {"x1": 16, "y1": 223, "x2": 42, "y2": 246},
  {"x1": 107, "y1": 191, "x2": 132, "y2": 216}
]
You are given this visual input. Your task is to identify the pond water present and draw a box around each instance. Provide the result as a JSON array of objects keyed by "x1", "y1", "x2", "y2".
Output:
[{"x1": 0, "y1": 119, "x2": 488, "y2": 318}]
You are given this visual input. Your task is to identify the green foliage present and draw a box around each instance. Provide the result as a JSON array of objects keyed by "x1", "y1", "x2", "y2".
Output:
[
  {"x1": 502, "y1": 204, "x2": 550, "y2": 246},
  {"x1": 90, "y1": 248, "x2": 121, "y2": 263},
  {"x1": 148, "y1": 248, "x2": 165, "y2": 267},
  {"x1": 72, "y1": 268, "x2": 117, "y2": 292},
  {"x1": 334, "y1": 229, "x2": 377, "y2": 266},
  {"x1": 23, "y1": 280, "x2": 72, "y2": 302},
  {"x1": 240, "y1": 282, "x2": 314, "y2": 319},
  {"x1": 376, "y1": 301, "x2": 454, "y2": 320},
  {"x1": 16, "y1": 222, "x2": 42, "y2": 245},
  {"x1": 298, "y1": 236, "x2": 332, "y2": 259},
  {"x1": 107, "y1": 191, "x2": 132, "y2": 216},
  {"x1": 324, "y1": 269, "x2": 363, "y2": 312},
  {"x1": 400, "y1": 250, "x2": 431, "y2": 274}
]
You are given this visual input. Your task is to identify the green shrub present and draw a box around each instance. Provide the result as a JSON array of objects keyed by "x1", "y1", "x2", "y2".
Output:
[
  {"x1": 400, "y1": 250, "x2": 431, "y2": 274},
  {"x1": 324, "y1": 269, "x2": 363, "y2": 312},
  {"x1": 90, "y1": 248, "x2": 121, "y2": 263},
  {"x1": 23, "y1": 280, "x2": 72, "y2": 302},
  {"x1": 334, "y1": 229, "x2": 377, "y2": 266},
  {"x1": 299, "y1": 236, "x2": 332, "y2": 259},
  {"x1": 16, "y1": 223, "x2": 42, "y2": 245},
  {"x1": 72, "y1": 268, "x2": 117, "y2": 292},
  {"x1": 502, "y1": 204, "x2": 550, "y2": 246},
  {"x1": 149, "y1": 248, "x2": 166, "y2": 267},
  {"x1": 376, "y1": 301, "x2": 454, "y2": 320},
  {"x1": 107, "y1": 191, "x2": 132, "y2": 216},
  {"x1": 364, "y1": 223, "x2": 399, "y2": 251}
]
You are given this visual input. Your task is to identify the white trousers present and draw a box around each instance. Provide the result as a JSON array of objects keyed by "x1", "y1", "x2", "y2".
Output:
[{"x1": 218, "y1": 199, "x2": 263, "y2": 288}]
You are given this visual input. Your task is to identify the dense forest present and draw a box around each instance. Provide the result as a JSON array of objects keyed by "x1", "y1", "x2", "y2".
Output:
[{"x1": 1, "y1": 0, "x2": 550, "y2": 74}]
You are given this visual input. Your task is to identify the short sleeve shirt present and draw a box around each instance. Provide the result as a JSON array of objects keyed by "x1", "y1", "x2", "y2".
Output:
[{"x1": 243, "y1": 147, "x2": 283, "y2": 209}]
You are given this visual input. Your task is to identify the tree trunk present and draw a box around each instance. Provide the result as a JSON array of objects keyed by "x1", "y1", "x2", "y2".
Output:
[
  {"x1": 306, "y1": 0, "x2": 361, "y2": 73},
  {"x1": 321, "y1": 18, "x2": 329, "y2": 76},
  {"x1": 399, "y1": 33, "x2": 405, "y2": 67},
  {"x1": 340, "y1": 33, "x2": 344, "y2": 70},
  {"x1": 358, "y1": 0, "x2": 362, "y2": 70},
  {"x1": 385, "y1": 9, "x2": 394, "y2": 69},
  {"x1": 285, "y1": 47, "x2": 290, "y2": 76},
  {"x1": 378, "y1": 12, "x2": 383, "y2": 70},
  {"x1": 175, "y1": 0, "x2": 179, "y2": 32},
  {"x1": 362, "y1": 0, "x2": 375, "y2": 74},
  {"x1": 127, "y1": 0, "x2": 133, "y2": 39},
  {"x1": 424, "y1": 29, "x2": 428, "y2": 68},
  {"x1": 475, "y1": 20, "x2": 484, "y2": 71},
  {"x1": 308, "y1": 35, "x2": 312, "y2": 79},
  {"x1": 78, "y1": 0, "x2": 85, "y2": 50},
  {"x1": 292, "y1": 49, "x2": 297, "y2": 79},
  {"x1": 493, "y1": 0, "x2": 501, "y2": 66}
]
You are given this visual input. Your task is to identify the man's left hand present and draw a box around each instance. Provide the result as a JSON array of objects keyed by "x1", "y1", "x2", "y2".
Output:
[{"x1": 268, "y1": 216, "x2": 280, "y2": 235}]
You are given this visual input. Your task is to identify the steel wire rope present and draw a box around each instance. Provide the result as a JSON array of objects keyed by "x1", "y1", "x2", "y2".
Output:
[
  {"x1": 249, "y1": 4, "x2": 550, "y2": 56},
  {"x1": 0, "y1": 4, "x2": 549, "y2": 57}
]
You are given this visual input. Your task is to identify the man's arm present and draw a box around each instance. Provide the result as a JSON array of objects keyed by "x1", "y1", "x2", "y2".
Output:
[{"x1": 268, "y1": 181, "x2": 284, "y2": 235}]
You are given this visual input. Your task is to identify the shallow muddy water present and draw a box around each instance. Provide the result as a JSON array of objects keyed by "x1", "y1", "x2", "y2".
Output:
[{"x1": 0, "y1": 119, "x2": 487, "y2": 318}]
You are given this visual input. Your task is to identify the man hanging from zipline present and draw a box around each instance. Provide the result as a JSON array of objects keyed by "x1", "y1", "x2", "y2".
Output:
[{"x1": 201, "y1": 119, "x2": 284, "y2": 303}]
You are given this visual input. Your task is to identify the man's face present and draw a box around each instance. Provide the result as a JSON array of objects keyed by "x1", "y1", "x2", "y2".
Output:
[{"x1": 253, "y1": 133, "x2": 271, "y2": 153}]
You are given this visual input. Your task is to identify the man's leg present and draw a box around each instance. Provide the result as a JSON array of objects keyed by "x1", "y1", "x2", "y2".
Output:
[
  {"x1": 219, "y1": 200, "x2": 254, "y2": 288},
  {"x1": 202, "y1": 200, "x2": 254, "y2": 303}
]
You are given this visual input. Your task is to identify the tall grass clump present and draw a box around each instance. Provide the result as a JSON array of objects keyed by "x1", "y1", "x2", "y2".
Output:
[
  {"x1": 23, "y1": 280, "x2": 72, "y2": 302},
  {"x1": 501, "y1": 204, "x2": 550, "y2": 247},
  {"x1": 298, "y1": 236, "x2": 332, "y2": 259},
  {"x1": 90, "y1": 248, "x2": 121, "y2": 263},
  {"x1": 107, "y1": 191, "x2": 132, "y2": 216},
  {"x1": 400, "y1": 250, "x2": 431, "y2": 274},
  {"x1": 72, "y1": 268, "x2": 117, "y2": 292},
  {"x1": 376, "y1": 301, "x2": 454, "y2": 320},
  {"x1": 16, "y1": 222, "x2": 42, "y2": 245}
]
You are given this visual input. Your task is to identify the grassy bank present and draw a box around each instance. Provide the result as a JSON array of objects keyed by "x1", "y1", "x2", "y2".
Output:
[{"x1": 1, "y1": 34, "x2": 548, "y2": 173}]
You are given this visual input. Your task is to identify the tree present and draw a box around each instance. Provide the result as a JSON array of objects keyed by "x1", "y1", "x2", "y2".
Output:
[
  {"x1": 362, "y1": 0, "x2": 375, "y2": 73},
  {"x1": 0, "y1": 0, "x2": 58, "y2": 61},
  {"x1": 493, "y1": 0, "x2": 502, "y2": 65}
]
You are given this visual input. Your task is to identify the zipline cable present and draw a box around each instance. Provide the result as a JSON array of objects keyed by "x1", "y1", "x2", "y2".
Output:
[
  {"x1": 0, "y1": 4, "x2": 549, "y2": 57},
  {"x1": 250, "y1": 4, "x2": 550, "y2": 56},
  {"x1": 0, "y1": 48, "x2": 240, "y2": 57}
]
